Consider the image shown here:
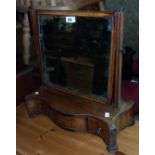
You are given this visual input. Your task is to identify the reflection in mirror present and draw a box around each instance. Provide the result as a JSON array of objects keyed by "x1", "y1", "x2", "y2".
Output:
[{"x1": 39, "y1": 15, "x2": 112, "y2": 99}]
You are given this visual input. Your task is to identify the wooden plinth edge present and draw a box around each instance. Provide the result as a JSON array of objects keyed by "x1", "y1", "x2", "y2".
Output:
[{"x1": 24, "y1": 88, "x2": 134, "y2": 153}]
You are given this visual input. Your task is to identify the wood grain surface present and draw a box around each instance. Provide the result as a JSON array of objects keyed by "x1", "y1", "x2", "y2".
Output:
[{"x1": 16, "y1": 103, "x2": 138, "y2": 155}]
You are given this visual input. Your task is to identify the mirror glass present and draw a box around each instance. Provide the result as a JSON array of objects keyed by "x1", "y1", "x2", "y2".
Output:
[{"x1": 38, "y1": 15, "x2": 112, "y2": 100}]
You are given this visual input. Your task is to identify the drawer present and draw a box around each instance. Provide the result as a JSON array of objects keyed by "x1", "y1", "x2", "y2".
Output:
[
  {"x1": 67, "y1": 78, "x2": 92, "y2": 92},
  {"x1": 64, "y1": 63, "x2": 94, "y2": 82},
  {"x1": 87, "y1": 117, "x2": 110, "y2": 144},
  {"x1": 49, "y1": 110, "x2": 87, "y2": 132}
]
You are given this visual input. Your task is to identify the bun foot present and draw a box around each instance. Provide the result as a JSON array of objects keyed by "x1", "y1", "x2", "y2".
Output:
[{"x1": 106, "y1": 126, "x2": 118, "y2": 153}]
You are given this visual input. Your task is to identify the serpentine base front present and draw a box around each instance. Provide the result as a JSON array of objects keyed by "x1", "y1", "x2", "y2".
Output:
[{"x1": 25, "y1": 85, "x2": 134, "y2": 153}]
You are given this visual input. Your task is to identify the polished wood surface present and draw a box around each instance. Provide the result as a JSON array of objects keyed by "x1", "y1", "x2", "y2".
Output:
[
  {"x1": 25, "y1": 85, "x2": 133, "y2": 125},
  {"x1": 16, "y1": 103, "x2": 139, "y2": 155}
]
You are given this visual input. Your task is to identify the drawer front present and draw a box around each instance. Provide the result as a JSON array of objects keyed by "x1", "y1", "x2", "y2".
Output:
[
  {"x1": 26, "y1": 98, "x2": 87, "y2": 132},
  {"x1": 87, "y1": 117, "x2": 110, "y2": 144},
  {"x1": 67, "y1": 78, "x2": 92, "y2": 93},
  {"x1": 49, "y1": 110, "x2": 87, "y2": 132},
  {"x1": 64, "y1": 63, "x2": 94, "y2": 83}
]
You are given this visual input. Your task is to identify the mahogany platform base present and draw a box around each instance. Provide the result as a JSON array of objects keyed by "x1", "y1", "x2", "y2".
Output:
[{"x1": 25, "y1": 84, "x2": 134, "y2": 153}]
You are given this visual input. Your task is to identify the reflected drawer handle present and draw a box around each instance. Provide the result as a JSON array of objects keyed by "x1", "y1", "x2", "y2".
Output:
[{"x1": 97, "y1": 128, "x2": 103, "y2": 135}]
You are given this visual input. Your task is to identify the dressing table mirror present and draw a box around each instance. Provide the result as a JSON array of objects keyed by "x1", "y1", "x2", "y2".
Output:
[{"x1": 25, "y1": 9, "x2": 134, "y2": 153}]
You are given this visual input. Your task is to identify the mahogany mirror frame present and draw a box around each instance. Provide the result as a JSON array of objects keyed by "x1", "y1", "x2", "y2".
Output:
[
  {"x1": 30, "y1": 9, "x2": 122, "y2": 106},
  {"x1": 25, "y1": 10, "x2": 135, "y2": 154}
]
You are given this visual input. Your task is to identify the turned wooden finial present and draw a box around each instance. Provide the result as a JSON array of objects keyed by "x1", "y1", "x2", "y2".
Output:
[
  {"x1": 23, "y1": 13, "x2": 31, "y2": 64},
  {"x1": 50, "y1": 0, "x2": 56, "y2": 6}
]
